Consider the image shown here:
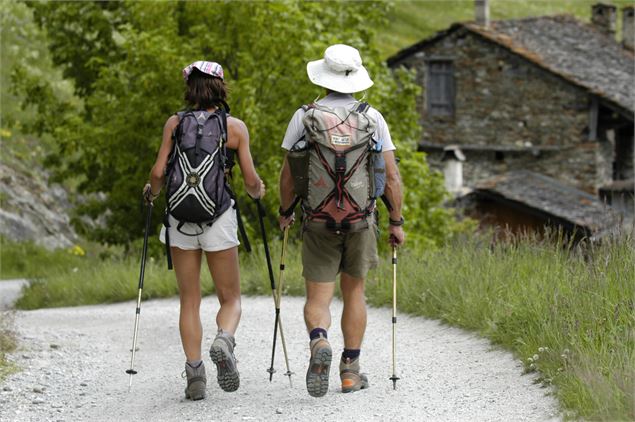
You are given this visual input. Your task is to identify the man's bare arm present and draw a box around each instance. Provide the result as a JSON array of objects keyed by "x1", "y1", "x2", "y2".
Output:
[
  {"x1": 383, "y1": 150, "x2": 403, "y2": 221},
  {"x1": 279, "y1": 155, "x2": 296, "y2": 213},
  {"x1": 383, "y1": 150, "x2": 405, "y2": 245}
]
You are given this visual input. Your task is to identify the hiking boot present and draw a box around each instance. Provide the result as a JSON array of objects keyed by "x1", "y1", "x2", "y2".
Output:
[
  {"x1": 306, "y1": 334, "x2": 332, "y2": 397},
  {"x1": 340, "y1": 357, "x2": 369, "y2": 393},
  {"x1": 183, "y1": 362, "x2": 207, "y2": 400},
  {"x1": 209, "y1": 329, "x2": 240, "y2": 392}
]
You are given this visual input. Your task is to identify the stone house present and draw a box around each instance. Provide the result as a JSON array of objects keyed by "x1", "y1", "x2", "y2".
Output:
[{"x1": 388, "y1": 2, "x2": 634, "y2": 236}]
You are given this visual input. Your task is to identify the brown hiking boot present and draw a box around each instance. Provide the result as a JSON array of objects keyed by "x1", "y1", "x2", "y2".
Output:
[
  {"x1": 209, "y1": 329, "x2": 240, "y2": 392},
  {"x1": 306, "y1": 334, "x2": 332, "y2": 397},
  {"x1": 183, "y1": 362, "x2": 207, "y2": 400},
  {"x1": 340, "y1": 357, "x2": 369, "y2": 393}
]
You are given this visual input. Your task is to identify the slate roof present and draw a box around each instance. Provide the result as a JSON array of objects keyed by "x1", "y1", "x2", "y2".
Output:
[
  {"x1": 472, "y1": 170, "x2": 622, "y2": 237},
  {"x1": 388, "y1": 15, "x2": 635, "y2": 113}
]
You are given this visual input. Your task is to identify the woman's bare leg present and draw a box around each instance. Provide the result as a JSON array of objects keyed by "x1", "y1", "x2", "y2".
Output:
[
  {"x1": 172, "y1": 247, "x2": 203, "y2": 362},
  {"x1": 205, "y1": 246, "x2": 241, "y2": 335}
]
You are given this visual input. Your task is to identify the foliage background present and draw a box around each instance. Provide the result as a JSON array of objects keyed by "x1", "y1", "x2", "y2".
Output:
[{"x1": 10, "y1": 1, "x2": 462, "y2": 250}]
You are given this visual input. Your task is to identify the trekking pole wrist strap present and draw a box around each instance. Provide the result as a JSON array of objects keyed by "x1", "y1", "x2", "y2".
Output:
[
  {"x1": 279, "y1": 197, "x2": 300, "y2": 218},
  {"x1": 389, "y1": 216, "x2": 404, "y2": 226},
  {"x1": 145, "y1": 183, "x2": 160, "y2": 200}
]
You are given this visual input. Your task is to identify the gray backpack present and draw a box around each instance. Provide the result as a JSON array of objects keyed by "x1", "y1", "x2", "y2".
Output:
[
  {"x1": 163, "y1": 108, "x2": 250, "y2": 268},
  {"x1": 287, "y1": 102, "x2": 385, "y2": 232}
]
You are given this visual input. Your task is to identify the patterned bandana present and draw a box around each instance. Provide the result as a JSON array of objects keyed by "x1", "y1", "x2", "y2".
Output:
[{"x1": 182, "y1": 61, "x2": 224, "y2": 81}]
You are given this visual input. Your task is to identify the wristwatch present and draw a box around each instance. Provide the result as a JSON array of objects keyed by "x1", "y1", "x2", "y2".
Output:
[{"x1": 389, "y1": 216, "x2": 404, "y2": 227}]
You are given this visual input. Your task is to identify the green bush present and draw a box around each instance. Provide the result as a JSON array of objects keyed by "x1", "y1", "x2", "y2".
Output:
[{"x1": 14, "y1": 1, "x2": 461, "y2": 249}]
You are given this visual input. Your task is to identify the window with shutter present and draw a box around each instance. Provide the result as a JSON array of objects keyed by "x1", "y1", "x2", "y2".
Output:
[{"x1": 426, "y1": 60, "x2": 455, "y2": 117}]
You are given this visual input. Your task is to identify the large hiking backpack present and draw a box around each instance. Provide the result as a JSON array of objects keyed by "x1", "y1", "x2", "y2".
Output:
[
  {"x1": 166, "y1": 109, "x2": 232, "y2": 225},
  {"x1": 287, "y1": 102, "x2": 385, "y2": 232},
  {"x1": 163, "y1": 108, "x2": 250, "y2": 268}
]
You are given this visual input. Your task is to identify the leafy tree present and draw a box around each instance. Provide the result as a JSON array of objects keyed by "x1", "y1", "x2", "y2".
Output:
[{"x1": 14, "y1": 1, "x2": 464, "y2": 248}]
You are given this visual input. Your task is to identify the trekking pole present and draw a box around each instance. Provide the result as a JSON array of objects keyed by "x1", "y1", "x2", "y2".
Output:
[
  {"x1": 255, "y1": 199, "x2": 292, "y2": 384},
  {"x1": 276, "y1": 226, "x2": 294, "y2": 386},
  {"x1": 389, "y1": 241, "x2": 400, "y2": 390},
  {"x1": 126, "y1": 202, "x2": 153, "y2": 392}
]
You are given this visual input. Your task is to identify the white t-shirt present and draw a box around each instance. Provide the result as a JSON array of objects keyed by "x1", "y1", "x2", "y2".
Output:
[{"x1": 281, "y1": 93, "x2": 396, "y2": 151}]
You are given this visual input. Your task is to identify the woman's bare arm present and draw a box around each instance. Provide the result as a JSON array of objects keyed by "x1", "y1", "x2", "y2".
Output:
[
  {"x1": 146, "y1": 115, "x2": 179, "y2": 198},
  {"x1": 227, "y1": 116, "x2": 264, "y2": 199}
]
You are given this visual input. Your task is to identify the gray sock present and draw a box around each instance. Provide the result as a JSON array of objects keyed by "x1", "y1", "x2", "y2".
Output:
[{"x1": 186, "y1": 360, "x2": 203, "y2": 368}]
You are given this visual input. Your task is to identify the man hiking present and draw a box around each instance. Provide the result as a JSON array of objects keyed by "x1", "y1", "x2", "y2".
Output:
[{"x1": 278, "y1": 44, "x2": 405, "y2": 397}]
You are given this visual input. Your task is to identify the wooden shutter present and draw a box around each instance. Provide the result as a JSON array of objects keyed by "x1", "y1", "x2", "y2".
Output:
[{"x1": 427, "y1": 60, "x2": 455, "y2": 117}]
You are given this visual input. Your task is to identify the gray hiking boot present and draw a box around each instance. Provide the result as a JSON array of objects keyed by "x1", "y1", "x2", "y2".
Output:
[
  {"x1": 306, "y1": 334, "x2": 332, "y2": 398},
  {"x1": 209, "y1": 329, "x2": 240, "y2": 392},
  {"x1": 340, "y1": 357, "x2": 369, "y2": 393},
  {"x1": 183, "y1": 362, "x2": 207, "y2": 400}
]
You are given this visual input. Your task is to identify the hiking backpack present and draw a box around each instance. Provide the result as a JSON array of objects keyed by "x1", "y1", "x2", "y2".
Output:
[
  {"x1": 163, "y1": 108, "x2": 249, "y2": 268},
  {"x1": 287, "y1": 102, "x2": 386, "y2": 232}
]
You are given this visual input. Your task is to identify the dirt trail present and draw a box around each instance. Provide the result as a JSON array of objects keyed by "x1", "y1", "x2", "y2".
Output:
[{"x1": 0, "y1": 295, "x2": 560, "y2": 421}]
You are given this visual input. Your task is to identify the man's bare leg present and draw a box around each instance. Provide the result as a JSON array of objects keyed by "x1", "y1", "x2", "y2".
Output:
[
  {"x1": 304, "y1": 280, "x2": 335, "y2": 397},
  {"x1": 340, "y1": 272, "x2": 367, "y2": 350}
]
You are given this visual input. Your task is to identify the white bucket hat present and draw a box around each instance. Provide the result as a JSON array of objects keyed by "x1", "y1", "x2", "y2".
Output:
[{"x1": 306, "y1": 44, "x2": 373, "y2": 94}]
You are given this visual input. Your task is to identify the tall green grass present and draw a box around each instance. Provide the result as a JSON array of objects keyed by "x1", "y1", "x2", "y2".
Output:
[
  {"x1": 7, "y1": 234, "x2": 635, "y2": 420},
  {"x1": 0, "y1": 236, "x2": 89, "y2": 280},
  {"x1": 366, "y1": 235, "x2": 635, "y2": 421},
  {"x1": 0, "y1": 313, "x2": 17, "y2": 381}
]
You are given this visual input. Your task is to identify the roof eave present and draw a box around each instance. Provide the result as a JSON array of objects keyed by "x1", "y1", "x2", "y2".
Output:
[
  {"x1": 387, "y1": 23, "x2": 465, "y2": 67},
  {"x1": 387, "y1": 20, "x2": 634, "y2": 115},
  {"x1": 463, "y1": 23, "x2": 634, "y2": 115}
]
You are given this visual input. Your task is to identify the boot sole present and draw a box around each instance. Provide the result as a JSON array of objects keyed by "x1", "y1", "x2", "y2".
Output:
[
  {"x1": 306, "y1": 345, "x2": 332, "y2": 398},
  {"x1": 210, "y1": 345, "x2": 240, "y2": 392}
]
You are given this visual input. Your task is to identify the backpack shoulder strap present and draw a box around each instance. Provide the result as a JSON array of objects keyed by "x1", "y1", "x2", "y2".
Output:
[
  {"x1": 356, "y1": 102, "x2": 370, "y2": 113},
  {"x1": 219, "y1": 108, "x2": 228, "y2": 141}
]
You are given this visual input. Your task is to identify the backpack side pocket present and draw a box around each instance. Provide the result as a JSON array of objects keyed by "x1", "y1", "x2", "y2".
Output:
[
  {"x1": 369, "y1": 138, "x2": 385, "y2": 199},
  {"x1": 287, "y1": 137, "x2": 310, "y2": 200}
]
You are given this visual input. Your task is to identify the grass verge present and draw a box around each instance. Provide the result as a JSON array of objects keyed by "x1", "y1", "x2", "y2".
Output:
[
  {"x1": 7, "y1": 234, "x2": 635, "y2": 420},
  {"x1": 0, "y1": 313, "x2": 17, "y2": 381},
  {"x1": 366, "y1": 235, "x2": 635, "y2": 421}
]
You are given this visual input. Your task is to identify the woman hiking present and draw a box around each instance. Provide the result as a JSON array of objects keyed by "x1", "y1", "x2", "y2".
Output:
[{"x1": 143, "y1": 61, "x2": 265, "y2": 400}]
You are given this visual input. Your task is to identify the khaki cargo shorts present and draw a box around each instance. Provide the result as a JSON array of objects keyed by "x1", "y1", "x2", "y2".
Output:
[{"x1": 301, "y1": 221, "x2": 379, "y2": 282}]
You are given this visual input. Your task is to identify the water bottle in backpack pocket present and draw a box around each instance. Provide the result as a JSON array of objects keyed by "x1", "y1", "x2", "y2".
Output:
[
  {"x1": 369, "y1": 137, "x2": 386, "y2": 199},
  {"x1": 287, "y1": 136, "x2": 310, "y2": 200}
]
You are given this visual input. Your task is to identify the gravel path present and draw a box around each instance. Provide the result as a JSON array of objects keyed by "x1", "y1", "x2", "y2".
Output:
[
  {"x1": 0, "y1": 295, "x2": 560, "y2": 421},
  {"x1": 0, "y1": 279, "x2": 28, "y2": 310}
]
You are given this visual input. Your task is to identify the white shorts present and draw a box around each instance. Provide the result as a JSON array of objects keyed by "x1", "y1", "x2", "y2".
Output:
[{"x1": 160, "y1": 205, "x2": 240, "y2": 252}]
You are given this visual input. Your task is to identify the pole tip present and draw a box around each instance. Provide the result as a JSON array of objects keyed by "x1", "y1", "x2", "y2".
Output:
[{"x1": 389, "y1": 375, "x2": 400, "y2": 390}]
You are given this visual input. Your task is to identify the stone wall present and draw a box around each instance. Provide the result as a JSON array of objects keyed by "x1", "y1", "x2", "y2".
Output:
[
  {"x1": 428, "y1": 147, "x2": 598, "y2": 193},
  {"x1": 399, "y1": 27, "x2": 607, "y2": 192}
]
